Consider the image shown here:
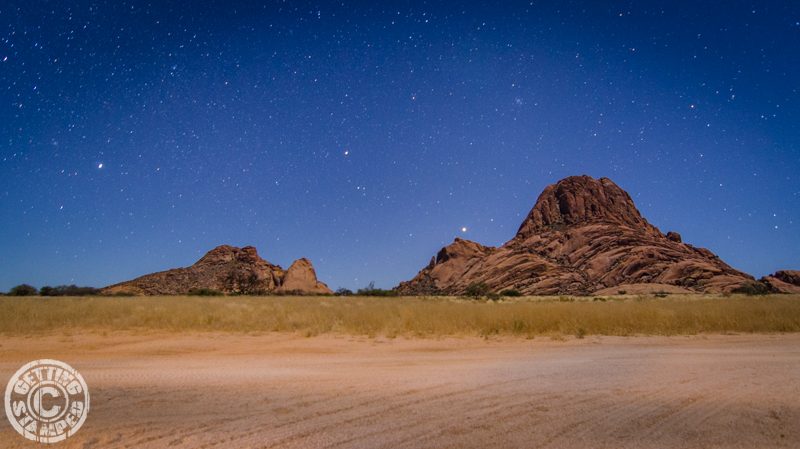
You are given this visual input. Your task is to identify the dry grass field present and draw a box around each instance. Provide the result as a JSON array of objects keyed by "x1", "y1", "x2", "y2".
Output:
[{"x1": 0, "y1": 293, "x2": 799, "y2": 337}]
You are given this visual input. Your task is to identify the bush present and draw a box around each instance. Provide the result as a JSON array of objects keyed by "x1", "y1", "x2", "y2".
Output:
[
  {"x1": 500, "y1": 289, "x2": 522, "y2": 297},
  {"x1": 110, "y1": 291, "x2": 136, "y2": 297},
  {"x1": 187, "y1": 288, "x2": 224, "y2": 297},
  {"x1": 273, "y1": 289, "x2": 308, "y2": 296},
  {"x1": 39, "y1": 285, "x2": 100, "y2": 296},
  {"x1": 335, "y1": 288, "x2": 354, "y2": 296},
  {"x1": 731, "y1": 281, "x2": 771, "y2": 296},
  {"x1": 8, "y1": 284, "x2": 38, "y2": 296},
  {"x1": 464, "y1": 282, "x2": 490, "y2": 299},
  {"x1": 356, "y1": 282, "x2": 398, "y2": 297}
]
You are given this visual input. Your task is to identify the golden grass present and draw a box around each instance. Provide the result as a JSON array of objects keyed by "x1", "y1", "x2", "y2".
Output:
[{"x1": 0, "y1": 294, "x2": 799, "y2": 338}]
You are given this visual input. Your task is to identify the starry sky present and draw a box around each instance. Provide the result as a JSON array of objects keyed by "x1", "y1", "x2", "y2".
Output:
[{"x1": 1, "y1": 1, "x2": 798, "y2": 291}]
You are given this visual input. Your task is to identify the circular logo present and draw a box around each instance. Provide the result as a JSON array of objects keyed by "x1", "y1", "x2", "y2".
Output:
[{"x1": 4, "y1": 359, "x2": 90, "y2": 443}]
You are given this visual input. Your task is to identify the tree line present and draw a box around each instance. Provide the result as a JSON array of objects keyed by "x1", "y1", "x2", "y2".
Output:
[{"x1": 2, "y1": 284, "x2": 100, "y2": 296}]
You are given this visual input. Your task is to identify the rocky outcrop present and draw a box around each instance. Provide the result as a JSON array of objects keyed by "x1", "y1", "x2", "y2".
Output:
[
  {"x1": 760, "y1": 270, "x2": 800, "y2": 294},
  {"x1": 515, "y1": 176, "x2": 656, "y2": 238},
  {"x1": 666, "y1": 232, "x2": 682, "y2": 243},
  {"x1": 396, "y1": 175, "x2": 756, "y2": 295},
  {"x1": 103, "y1": 245, "x2": 332, "y2": 295},
  {"x1": 275, "y1": 258, "x2": 332, "y2": 295}
]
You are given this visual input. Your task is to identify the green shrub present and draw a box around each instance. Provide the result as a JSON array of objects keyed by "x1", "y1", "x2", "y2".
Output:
[
  {"x1": 335, "y1": 288, "x2": 354, "y2": 296},
  {"x1": 110, "y1": 291, "x2": 136, "y2": 297},
  {"x1": 356, "y1": 282, "x2": 398, "y2": 297},
  {"x1": 500, "y1": 289, "x2": 522, "y2": 297},
  {"x1": 39, "y1": 285, "x2": 100, "y2": 296},
  {"x1": 8, "y1": 284, "x2": 37, "y2": 296},
  {"x1": 188, "y1": 288, "x2": 224, "y2": 297},
  {"x1": 273, "y1": 289, "x2": 307, "y2": 296},
  {"x1": 464, "y1": 282, "x2": 490, "y2": 299},
  {"x1": 731, "y1": 282, "x2": 771, "y2": 296}
]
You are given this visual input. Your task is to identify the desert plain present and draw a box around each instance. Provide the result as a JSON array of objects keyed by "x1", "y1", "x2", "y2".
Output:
[{"x1": 1, "y1": 295, "x2": 799, "y2": 449}]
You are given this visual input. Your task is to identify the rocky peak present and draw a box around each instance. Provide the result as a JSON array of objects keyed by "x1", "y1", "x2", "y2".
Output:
[
  {"x1": 194, "y1": 245, "x2": 265, "y2": 267},
  {"x1": 397, "y1": 175, "x2": 755, "y2": 295},
  {"x1": 276, "y1": 258, "x2": 332, "y2": 294},
  {"x1": 516, "y1": 175, "x2": 653, "y2": 239},
  {"x1": 434, "y1": 238, "x2": 493, "y2": 265}
]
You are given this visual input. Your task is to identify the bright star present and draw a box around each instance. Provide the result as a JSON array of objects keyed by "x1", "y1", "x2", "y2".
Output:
[
  {"x1": 97, "y1": 163, "x2": 103, "y2": 169},
  {"x1": 461, "y1": 227, "x2": 468, "y2": 233}
]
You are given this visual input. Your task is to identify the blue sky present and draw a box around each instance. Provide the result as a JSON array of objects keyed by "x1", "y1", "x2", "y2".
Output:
[{"x1": 1, "y1": 1, "x2": 798, "y2": 290}]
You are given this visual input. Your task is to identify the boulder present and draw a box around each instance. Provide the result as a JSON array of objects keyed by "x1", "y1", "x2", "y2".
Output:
[{"x1": 276, "y1": 258, "x2": 333, "y2": 295}]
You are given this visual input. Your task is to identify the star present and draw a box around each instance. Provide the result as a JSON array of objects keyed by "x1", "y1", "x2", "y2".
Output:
[
  {"x1": 461, "y1": 227, "x2": 468, "y2": 233},
  {"x1": 97, "y1": 163, "x2": 103, "y2": 169}
]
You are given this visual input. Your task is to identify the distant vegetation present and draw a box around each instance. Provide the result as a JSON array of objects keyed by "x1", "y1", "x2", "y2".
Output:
[
  {"x1": 40, "y1": 285, "x2": 100, "y2": 296},
  {"x1": 1, "y1": 294, "x2": 799, "y2": 337},
  {"x1": 500, "y1": 289, "x2": 522, "y2": 297},
  {"x1": 5, "y1": 284, "x2": 100, "y2": 296},
  {"x1": 465, "y1": 283, "x2": 523, "y2": 300},
  {"x1": 465, "y1": 282, "x2": 490, "y2": 299},
  {"x1": 354, "y1": 282, "x2": 398, "y2": 297},
  {"x1": 7, "y1": 284, "x2": 38, "y2": 296},
  {"x1": 731, "y1": 281, "x2": 772, "y2": 296},
  {"x1": 187, "y1": 288, "x2": 224, "y2": 296}
]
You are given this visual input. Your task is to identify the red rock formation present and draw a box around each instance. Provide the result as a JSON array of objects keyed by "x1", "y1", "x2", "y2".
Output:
[
  {"x1": 760, "y1": 270, "x2": 800, "y2": 294},
  {"x1": 276, "y1": 258, "x2": 332, "y2": 295},
  {"x1": 103, "y1": 245, "x2": 332, "y2": 295},
  {"x1": 396, "y1": 175, "x2": 755, "y2": 295}
]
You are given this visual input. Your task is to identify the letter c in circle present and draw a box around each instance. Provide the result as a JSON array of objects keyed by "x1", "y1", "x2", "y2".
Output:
[{"x1": 32, "y1": 386, "x2": 62, "y2": 419}]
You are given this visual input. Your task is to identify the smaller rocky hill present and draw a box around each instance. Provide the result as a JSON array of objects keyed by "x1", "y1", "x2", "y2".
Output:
[
  {"x1": 102, "y1": 245, "x2": 331, "y2": 295},
  {"x1": 760, "y1": 270, "x2": 800, "y2": 294}
]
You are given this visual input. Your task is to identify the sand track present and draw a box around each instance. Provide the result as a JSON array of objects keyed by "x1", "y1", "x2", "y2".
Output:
[{"x1": 1, "y1": 334, "x2": 798, "y2": 448}]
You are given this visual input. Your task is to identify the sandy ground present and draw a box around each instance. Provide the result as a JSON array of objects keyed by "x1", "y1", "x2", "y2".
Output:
[{"x1": 0, "y1": 333, "x2": 798, "y2": 449}]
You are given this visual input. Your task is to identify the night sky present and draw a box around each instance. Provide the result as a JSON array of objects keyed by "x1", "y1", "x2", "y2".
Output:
[{"x1": 1, "y1": 1, "x2": 798, "y2": 291}]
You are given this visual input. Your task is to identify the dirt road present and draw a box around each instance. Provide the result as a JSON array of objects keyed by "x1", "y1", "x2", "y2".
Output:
[{"x1": 1, "y1": 334, "x2": 798, "y2": 448}]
